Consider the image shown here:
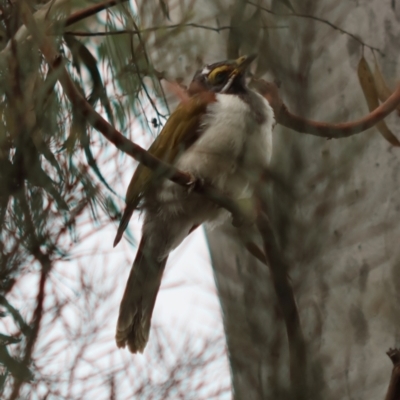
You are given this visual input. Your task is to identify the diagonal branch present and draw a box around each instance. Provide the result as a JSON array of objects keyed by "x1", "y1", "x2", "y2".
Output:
[{"x1": 64, "y1": 0, "x2": 129, "y2": 27}]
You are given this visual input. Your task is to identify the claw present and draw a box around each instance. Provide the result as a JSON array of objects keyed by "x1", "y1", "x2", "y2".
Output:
[{"x1": 186, "y1": 173, "x2": 204, "y2": 193}]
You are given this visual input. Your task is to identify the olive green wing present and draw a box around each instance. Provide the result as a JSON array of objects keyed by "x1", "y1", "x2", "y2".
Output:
[{"x1": 113, "y1": 94, "x2": 213, "y2": 246}]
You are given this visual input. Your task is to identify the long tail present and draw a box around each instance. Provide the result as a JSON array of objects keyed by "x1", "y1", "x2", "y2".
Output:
[{"x1": 115, "y1": 237, "x2": 167, "y2": 353}]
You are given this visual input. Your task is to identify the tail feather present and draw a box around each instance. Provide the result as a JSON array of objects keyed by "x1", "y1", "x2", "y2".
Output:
[
  {"x1": 113, "y1": 205, "x2": 135, "y2": 247},
  {"x1": 116, "y1": 237, "x2": 167, "y2": 353}
]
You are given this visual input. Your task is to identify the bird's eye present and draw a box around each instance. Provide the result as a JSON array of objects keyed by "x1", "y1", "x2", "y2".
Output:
[
  {"x1": 213, "y1": 71, "x2": 227, "y2": 84},
  {"x1": 208, "y1": 69, "x2": 229, "y2": 85},
  {"x1": 207, "y1": 66, "x2": 231, "y2": 86}
]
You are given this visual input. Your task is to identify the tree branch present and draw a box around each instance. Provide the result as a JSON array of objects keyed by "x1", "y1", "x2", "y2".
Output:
[
  {"x1": 385, "y1": 348, "x2": 400, "y2": 400},
  {"x1": 253, "y1": 79, "x2": 400, "y2": 140},
  {"x1": 63, "y1": 23, "x2": 287, "y2": 37},
  {"x1": 8, "y1": 193, "x2": 51, "y2": 400},
  {"x1": 64, "y1": 0, "x2": 129, "y2": 27}
]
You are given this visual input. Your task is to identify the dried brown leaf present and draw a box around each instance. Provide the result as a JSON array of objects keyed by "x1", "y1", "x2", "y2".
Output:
[
  {"x1": 373, "y1": 57, "x2": 400, "y2": 116},
  {"x1": 373, "y1": 59, "x2": 393, "y2": 102},
  {"x1": 159, "y1": 0, "x2": 170, "y2": 21},
  {"x1": 357, "y1": 56, "x2": 400, "y2": 146}
]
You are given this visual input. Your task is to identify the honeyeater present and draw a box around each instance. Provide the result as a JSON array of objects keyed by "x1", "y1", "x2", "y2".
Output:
[{"x1": 114, "y1": 54, "x2": 275, "y2": 353}]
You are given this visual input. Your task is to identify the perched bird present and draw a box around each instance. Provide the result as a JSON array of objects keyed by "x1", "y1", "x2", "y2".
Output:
[{"x1": 114, "y1": 54, "x2": 275, "y2": 353}]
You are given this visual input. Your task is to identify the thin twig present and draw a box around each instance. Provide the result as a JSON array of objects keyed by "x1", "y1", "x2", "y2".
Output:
[
  {"x1": 127, "y1": 17, "x2": 170, "y2": 126},
  {"x1": 64, "y1": 0, "x2": 129, "y2": 27},
  {"x1": 8, "y1": 267, "x2": 48, "y2": 399},
  {"x1": 63, "y1": 23, "x2": 288, "y2": 37},
  {"x1": 8, "y1": 193, "x2": 51, "y2": 400},
  {"x1": 246, "y1": 0, "x2": 384, "y2": 56}
]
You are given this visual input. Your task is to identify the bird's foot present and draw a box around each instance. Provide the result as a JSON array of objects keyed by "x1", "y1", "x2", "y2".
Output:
[{"x1": 186, "y1": 173, "x2": 205, "y2": 194}]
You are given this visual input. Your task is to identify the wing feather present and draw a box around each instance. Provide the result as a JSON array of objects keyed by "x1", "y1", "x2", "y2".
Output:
[{"x1": 114, "y1": 93, "x2": 215, "y2": 246}]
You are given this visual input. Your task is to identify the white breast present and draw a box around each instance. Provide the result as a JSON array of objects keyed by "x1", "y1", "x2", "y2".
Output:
[
  {"x1": 156, "y1": 91, "x2": 274, "y2": 222},
  {"x1": 176, "y1": 92, "x2": 274, "y2": 196}
]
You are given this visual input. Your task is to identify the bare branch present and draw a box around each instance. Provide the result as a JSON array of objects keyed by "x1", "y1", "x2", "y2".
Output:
[
  {"x1": 254, "y1": 79, "x2": 400, "y2": 140},
  {"x1": 8, "y1": 194, "x2": 52, "y2": 400},
  {"x1": 63, "y1": 23, "x2": 288, "y2": 37},
  {"x1": 64, "y1": 0, "x2": 130, "y2": 27},
  {"x1": 385, "y1": 348, "x2": 400, "y2": 400}
]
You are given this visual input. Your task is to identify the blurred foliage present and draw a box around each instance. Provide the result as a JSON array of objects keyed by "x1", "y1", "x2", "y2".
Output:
[{"x1": 0, "y1": 0, "x2": 162, "y2": 396}]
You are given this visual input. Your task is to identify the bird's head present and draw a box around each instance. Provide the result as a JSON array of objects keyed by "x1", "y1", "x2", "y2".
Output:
[{"x1": 188, "y1": 54, "x2": 257, "y2": 95}]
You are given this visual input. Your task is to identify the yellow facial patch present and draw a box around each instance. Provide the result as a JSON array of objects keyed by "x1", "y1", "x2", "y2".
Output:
[{"x1": 208, "y1": 65, "x2": 233, "y2": 84}]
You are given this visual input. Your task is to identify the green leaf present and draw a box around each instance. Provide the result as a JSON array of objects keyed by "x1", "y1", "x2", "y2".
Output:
[
  {"x1": 64, "y1": 36, "x2": 114, "y2": 124},
  {"x1": 0, "y1": 345, "x2": 33, "y2": 381},
  {"x1": 81, "y1": 126, "x2": 118, "y2": 197},
  {"x1": 31, "y1": 130, "x2": 63, "y2": 182},
  {"x1": 64, "y1": 36, "x2": 118, "y2": 195}
]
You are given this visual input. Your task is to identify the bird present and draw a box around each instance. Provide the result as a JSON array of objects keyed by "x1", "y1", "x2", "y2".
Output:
[{"x1": 114, "y1": 54, "x2": 275, "y2": 353}]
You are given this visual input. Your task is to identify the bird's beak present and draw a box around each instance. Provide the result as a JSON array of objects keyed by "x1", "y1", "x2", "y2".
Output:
[
  {"x1": 233, "y1": 54, "x2": 257, "y2": 75},
  {"x1": 221, "y1": 54, "x2": 257, "y2": 93}
]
